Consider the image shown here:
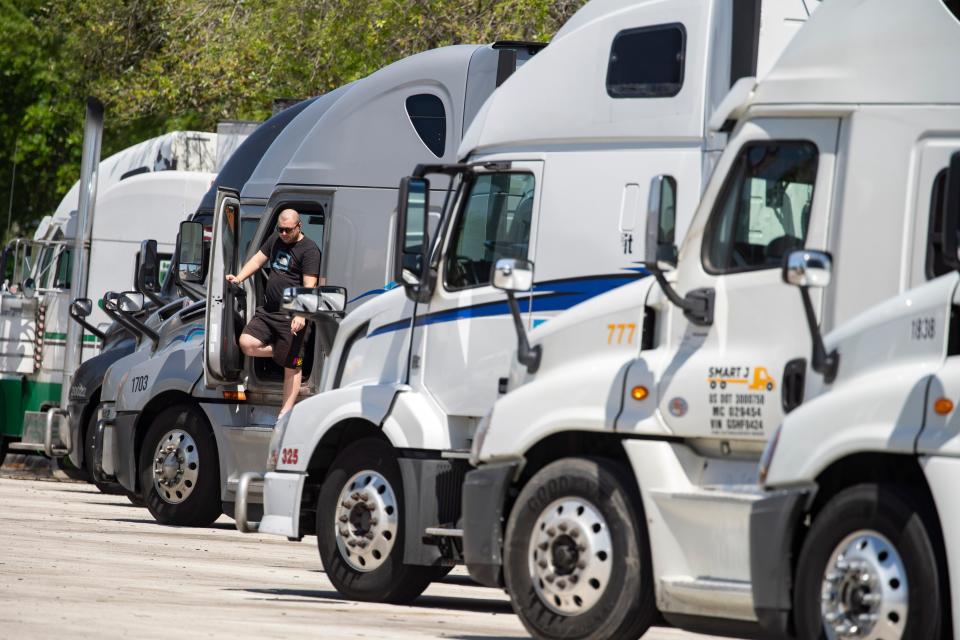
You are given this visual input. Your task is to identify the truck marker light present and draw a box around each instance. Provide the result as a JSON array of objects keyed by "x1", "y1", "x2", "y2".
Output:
[
  {"x1": 223, "y1": 390, "x2": 246, "y2": 401},
  {"x1": 934, "y1": 398, "x2": 954, "y2": 415},
  {"x1": 631, "y1": 386, "x2": 649, "y2": 401}
]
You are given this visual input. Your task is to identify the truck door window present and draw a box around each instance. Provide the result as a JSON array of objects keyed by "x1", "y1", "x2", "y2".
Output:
[
  {"x1": 926, "y1": 168, "x2": 952, "y2": 279},
  {"x1": 299, "y1": 212, "x2": 325, "y2": 252},
  {"x1": 54, "y1": 248, "x2": 71, "y2": 288},
  {"x1": 444, "y1": 172, "x2": 535, "y2": 290},
  {"x1": 703, "y1": 141, "x2": 818, "y2": 273},
  {"x1": 607, "y1": 23, "x2": 686, "y2": 98}
]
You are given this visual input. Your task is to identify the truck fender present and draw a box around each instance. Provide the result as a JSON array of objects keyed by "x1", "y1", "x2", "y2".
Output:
[
  {"x1": 279, "y1": 383, "x2": 406, "y2": 473},
  {"x1": 764, "y1": 369, "x2": 930, "y2": 486}
]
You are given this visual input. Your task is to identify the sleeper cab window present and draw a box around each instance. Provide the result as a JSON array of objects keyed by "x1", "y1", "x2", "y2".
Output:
[
  {"x1": 406, "y1": 94, "x2": 446, "y2": 158},
  {"x1": 703, "y1": 141, "x2": 819, "y2": 274},
  {"x1": 606, "y1": 23, "x2": 686, "y2": 98}
]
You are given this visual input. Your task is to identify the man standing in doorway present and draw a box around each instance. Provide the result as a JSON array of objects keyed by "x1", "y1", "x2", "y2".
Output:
[{"x1": 226, "y1": 208, "x2": 321, "y2": 419}]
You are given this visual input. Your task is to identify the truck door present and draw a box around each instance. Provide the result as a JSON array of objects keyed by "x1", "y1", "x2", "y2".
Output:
[
  {"x1": 411, "y1": 163, "x2": 542, "y2": 417},
  {"x1": 204, "y1": 189, "x2": 244, "y2": 386},
  {"x1": 633, "y1": 118, "x2": 839, "y2": 442}
]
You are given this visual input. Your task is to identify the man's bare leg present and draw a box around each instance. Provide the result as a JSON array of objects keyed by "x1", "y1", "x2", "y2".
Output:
[
  {"x1": 279, "y1": 366, "x2": 302, "y2": 418},
  {"x1": 239, "y1": 333, "x2": 273, "y2": 358}
]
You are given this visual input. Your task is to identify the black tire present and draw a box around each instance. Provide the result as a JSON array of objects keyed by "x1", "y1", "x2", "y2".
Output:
[
  {"x1": 84, "y1": 409, "x2": 125, "y2": 495},
  {"x1": 316, "y1": 438, "x2": 443, "y2": 603},
  {"x1": 139, "y1": 404, "x2": 221, "y2": 526},
  {"x1": 503, "y1": 457, "x2": 655, "y2": 640},
  {"x1": 794, "y1": 483, "x2": 943, "y2": 640},
  {"x1": 0, "y1": 436, "x2": 8, "y2": 466}
]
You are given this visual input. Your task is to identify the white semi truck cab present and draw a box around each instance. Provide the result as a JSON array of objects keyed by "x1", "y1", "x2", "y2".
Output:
[
  {"x1": 462, "y1": 1, "x2": 960, "y2": 638},
  {"x1": 241, "y1": 0, "x2": 817, "y2": 606}
]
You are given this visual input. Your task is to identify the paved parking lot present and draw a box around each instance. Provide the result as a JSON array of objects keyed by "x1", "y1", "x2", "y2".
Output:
[{"x1": 0, "y1": 476, "x2": 731, "y2": 639}]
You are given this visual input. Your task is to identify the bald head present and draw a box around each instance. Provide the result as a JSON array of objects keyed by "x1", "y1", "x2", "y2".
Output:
[
  {"x1": 278, "y1": 208, "x2": 300, "y2": 226},
  {"x1": 277, "y1": 208, "x2": 302, "y2": 241}
]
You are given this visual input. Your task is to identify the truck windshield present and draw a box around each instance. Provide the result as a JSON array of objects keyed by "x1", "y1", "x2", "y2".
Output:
[{"x1": 444, "y1": 171, "x2": 535, "y2": 290}]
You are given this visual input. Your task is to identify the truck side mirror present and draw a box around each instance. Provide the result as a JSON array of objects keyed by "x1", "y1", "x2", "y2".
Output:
[
  {"x1": 394, "y1": 176, "x2": 431, "y2": 301},
  {"x1": 644, "y1": 175, "x2": 713, "y2": 326},
  {"x1": 69, "y1": 297, "x2": 105, "y2": 341},
  {"x1": 22, "y1": 277, "x2": 36, "y2": 298},
  {"x1": 71, "y1": 298, "x2": 93, "y2": 318},
  {"x1": 118, "y1": 291, "x2": 145, "y2": 313},
  {"x1": 492, "y1": 258, "x2": 541, "y2": 374},
  {"x1": 137, "y1": 239, "x2": 164, "y2": 305},
  {"x1": 281, "y1": 286, "x2": 348, "y2": 320},
  {"x1": 492, "y1": 258, "x2": 534, "y2": 292},
  {"x1": 782, "y1": 250, "x2": 838, "y2": 383},
  {"x1": 644, "y1": 175, "x2": 678, "y2": 269},
  {"x1": 176, "y1": 221, "x2": 205, "y2": 284}
]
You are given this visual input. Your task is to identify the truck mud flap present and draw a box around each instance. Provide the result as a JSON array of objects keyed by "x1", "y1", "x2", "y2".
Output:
[
  {"x1": 397, "y1": 455, "x2": 470, "y2": 566},
  {"x1": 461, "y1": 461, "x2": 519, "y2": 588}
]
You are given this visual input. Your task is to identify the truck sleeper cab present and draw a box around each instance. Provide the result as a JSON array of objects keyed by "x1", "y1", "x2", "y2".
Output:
[
  {"x1": 462, "y1": 1, "x2": 960, "y2": 638},
  {"x1": 246, "y1": 0, "x2": 817, "y2": 606},
  {"x1": 100, "y1": 42, "x2": 538, "y2": 528}
]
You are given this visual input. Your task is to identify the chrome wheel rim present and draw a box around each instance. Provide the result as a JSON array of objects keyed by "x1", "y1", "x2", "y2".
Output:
[
  {"x1": 151, "y1": 429, "x2": 200, "y2": 504},
  {"x1": 820, "y1": 530, "x2": 908, "y2": 639},
  {"x1": 334, "y1": 470, "x2": 399, "y2": 572},
  {"x1": 528, "y1": 497, "x2": 613, "y2": 616}
]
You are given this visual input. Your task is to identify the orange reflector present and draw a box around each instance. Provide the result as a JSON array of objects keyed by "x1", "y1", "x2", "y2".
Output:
[
  {"x1": 934, "y1": 397, "x2": 954, "y2": 415},
  {"x1": 223, "y1": 390, "x2": 247, "y2": 402},
  {"x1": 631, "y1": 386, "x2": 649, "y2": 401}
]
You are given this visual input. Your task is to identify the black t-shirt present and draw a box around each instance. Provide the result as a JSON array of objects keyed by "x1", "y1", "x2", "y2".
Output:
[{"x1": 258, "y1": 232, "x2": 321, "y2": 312}]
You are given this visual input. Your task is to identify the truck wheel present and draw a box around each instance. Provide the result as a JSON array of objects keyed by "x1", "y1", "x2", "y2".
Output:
[
  {"x1": 503, "y1": 458, "x2": 655, "y2": 640},
  {"x1": 139, "y1": 404, "x2": 221, "y2": 527},
  {"x1": 0, "y1": 436, "x2": 7, "y2": 466},
  {"x1": 794, "y1": 484, "x2": 943, "y2": 640},
  {"x1": 316, "y1": 438, "x2": 441, "y2": 603}
]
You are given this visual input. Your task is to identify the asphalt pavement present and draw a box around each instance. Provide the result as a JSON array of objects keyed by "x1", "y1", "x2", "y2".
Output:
[{"x1": 0, "y1": 475, "x2": 732, "y2": 640}]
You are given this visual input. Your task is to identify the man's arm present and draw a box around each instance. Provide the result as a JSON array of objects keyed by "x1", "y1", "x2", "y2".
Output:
[
  {"x1": 302, "y1": 274, "x2": 318, "y2": 288},
  {"x1": 226, "y1": 250, "x2": 268, "y2": 284}
]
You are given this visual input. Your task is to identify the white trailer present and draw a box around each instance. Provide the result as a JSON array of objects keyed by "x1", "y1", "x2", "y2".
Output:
[
  {"x1": 0, "y1": 108, "x2": 217, "y2": 457},
  {"x1": 239, "y1": 0, "x2": 816, "y2": 606},
  {"x1": 95, "y1": 43, "x2": 540, "y2": 527},
  {"x1": 462, "y1": 1, "x2": 960, "y2": 638}
]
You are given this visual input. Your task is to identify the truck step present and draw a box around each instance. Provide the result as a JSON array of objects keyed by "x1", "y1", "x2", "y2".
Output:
[
  {"x1": 440, "y1": 450, "x2": 471, "y2": 460},
  {"x1": 425, "y1": 527, "x2": 463, "y2": 537},
  {"x1": 658, "y1": 575, "x2": 755, "y2": 621}
]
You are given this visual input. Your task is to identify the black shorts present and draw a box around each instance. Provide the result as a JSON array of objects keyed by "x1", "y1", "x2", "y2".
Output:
[{"x1": 241, "y1": 309, "x2": 310, "y2": 369}]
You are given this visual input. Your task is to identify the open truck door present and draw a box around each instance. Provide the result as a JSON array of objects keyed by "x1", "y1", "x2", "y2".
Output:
[{"x1": 203, "y1": 189, "x2": 245, "y2": 386}]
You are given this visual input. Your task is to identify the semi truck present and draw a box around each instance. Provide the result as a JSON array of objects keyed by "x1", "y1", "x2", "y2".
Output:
[
  {"x1": 94, "y1": 42, "x2": 541, "y2": 527},
  {"x1": 460, "y1": 0, "x2": 960, "y2": 638},
  {"x1": 236, "y1": 0, "x2": 818, "y2": 606},
  {"x1": 0, "y1": 98, "x2": 217, "y2": 460},
  {"x1": 62, "y1": 99, "x2": 316, "y2": 485}
]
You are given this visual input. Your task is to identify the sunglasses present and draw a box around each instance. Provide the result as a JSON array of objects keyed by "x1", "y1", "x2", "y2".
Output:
[{"x1": 277, "y1": 224, "x2": 300, "y2": 234}]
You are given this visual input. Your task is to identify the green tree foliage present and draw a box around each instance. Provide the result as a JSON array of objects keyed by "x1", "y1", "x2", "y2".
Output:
[{"x1": 0, "y1": 0, "x2": 585, "y2": 239}]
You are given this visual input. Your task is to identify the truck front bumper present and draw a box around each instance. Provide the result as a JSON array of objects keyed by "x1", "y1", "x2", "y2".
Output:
[
  {"x1": 461, "y1": 460, "x2": 520, "y2": 588},
  {"x1": 749, "y1": 486, "x2": 811, "y2": 638},
  {"x1": 247, "y1": 470, "x2": 306, "y2": 538}
]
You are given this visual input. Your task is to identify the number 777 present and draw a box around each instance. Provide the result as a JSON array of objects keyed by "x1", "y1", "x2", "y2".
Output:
[{"x1": 607, "y1": 323, "x2": 637, "y2": 345}]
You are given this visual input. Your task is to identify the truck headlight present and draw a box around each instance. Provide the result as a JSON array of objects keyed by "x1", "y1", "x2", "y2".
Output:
[{"x1": 266, "y1": 411, "x2": 292, "y2": 472}]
